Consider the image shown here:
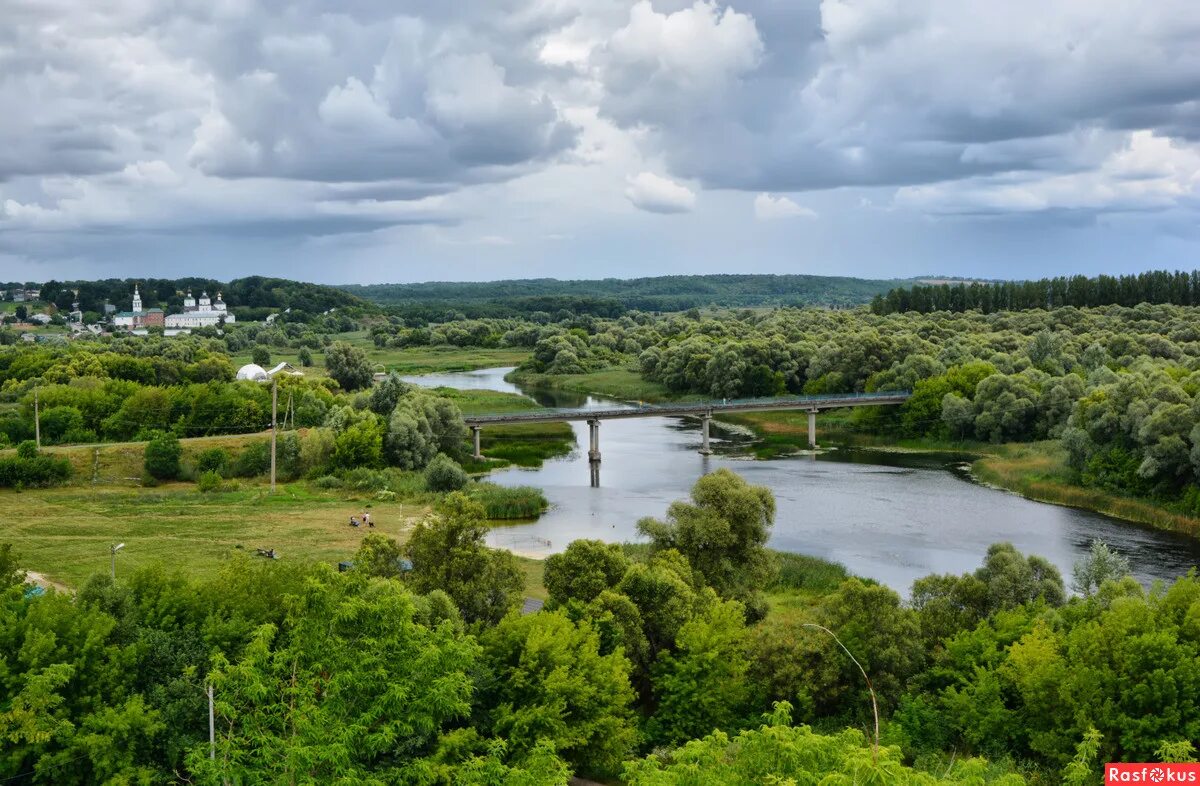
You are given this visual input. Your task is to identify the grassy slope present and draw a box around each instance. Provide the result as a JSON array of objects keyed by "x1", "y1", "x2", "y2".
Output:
[
  {"x1": 7, "y1": 479, "x2": 550, "y2": 598},
  {"x1": 509, "y1": 365, "x2": 699, "y2": 403},
  {"x1": 232, "y1": 338, "x2": 529, "y2": 378},
  {"x1": 7, "y1": 482, "x2": 426, "y2": 587}
]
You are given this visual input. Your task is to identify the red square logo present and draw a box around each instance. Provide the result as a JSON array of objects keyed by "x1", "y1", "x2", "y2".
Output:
[{"x1": 1106, "y1": 764, "x2": 1200, "y2": 784}]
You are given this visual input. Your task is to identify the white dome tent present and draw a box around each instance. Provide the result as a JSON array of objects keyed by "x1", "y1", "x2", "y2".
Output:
[
  {"x1": 235, "y1": 361, "x2": 304, "y2": 495},
  {"x1": 236, "y1": 362, "x2": 302, "y2": 382}
]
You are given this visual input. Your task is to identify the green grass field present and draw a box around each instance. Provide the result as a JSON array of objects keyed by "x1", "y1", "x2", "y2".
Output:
[
  {"x1": 233, "y1": 339, "x2": 528, "y2": 378},
  {"x1": 6, "y1": 482, "x2": 427, "y2": 587},
  {"x1": 5, "y1": 480, "x2": 552, "y2": 598},
  {"x1": 508, "y1": 365, "x2": 693, "y2": 403}
]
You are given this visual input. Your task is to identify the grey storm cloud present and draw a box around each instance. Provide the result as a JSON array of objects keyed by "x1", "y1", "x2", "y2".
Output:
[{"x1": 1, "y1": 0, "x2": 1199, "y2": 276}]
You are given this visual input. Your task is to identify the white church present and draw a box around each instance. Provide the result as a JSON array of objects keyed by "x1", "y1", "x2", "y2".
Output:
[{"x1": 164, "y1": 290, "x2": 236, "y2": 328}]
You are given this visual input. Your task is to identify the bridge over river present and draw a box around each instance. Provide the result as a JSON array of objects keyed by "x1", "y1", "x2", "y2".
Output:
[{"x1": 464, "y1": 391, "x2": 911, "y2": 461}]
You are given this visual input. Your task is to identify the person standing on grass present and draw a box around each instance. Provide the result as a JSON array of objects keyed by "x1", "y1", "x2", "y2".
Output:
[{"x1": 363, "y1": 511, "x2": 372, "y2": 528}]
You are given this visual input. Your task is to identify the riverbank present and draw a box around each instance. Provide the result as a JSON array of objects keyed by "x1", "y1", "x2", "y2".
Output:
[
  {"x1": 732, "y1": 408, "x2": 1200, "y2": 538},
  {"x1": 511, "y1": 366, "x2": 1200, "y2": 540}
]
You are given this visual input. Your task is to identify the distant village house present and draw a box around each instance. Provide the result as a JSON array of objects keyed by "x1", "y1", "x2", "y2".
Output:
[
  {"x1": 112, "y1": 286, "x2": 165, "y2": 329},
  {"x1": 111, "y1": 285, "x2": 235, "y2": 332}
]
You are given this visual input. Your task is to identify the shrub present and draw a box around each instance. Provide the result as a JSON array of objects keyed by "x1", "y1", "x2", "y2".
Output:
[
  {"x1": 298, "y1": 346, "x2": 313, "y2": 367},
  {"x1": 195, "y1": 447, "x2": 230, "y2": 476},
  {"x1": 277, "y1": 432, "x2": 303, "y2": 480},
  {"x1": 332, "y1": 420, "x2": 383, "y2": 469},
  {"x1": 342, "y1": 467, "x2": 391, "y2": 492},
  {"x1": 231, "y1": 441, "x2": 271, "y2": 477},
  {"x1": 312, "y1": 474, "x2": 344, "y2": 489},
  {"x1": 467, "y1": 483, "x2": 549, "y2": 519},
  {"x1": 0, "y1": 455, "x2": 73, "y2": 488},
  {"x1": 252, "y1": 346, "x2": 271, "y2": 367},
  {"x1": 16, "y1": 440, "x2": 38, "y2": 460},
  {"x1": 144, "y1": 431, "x2": 182, "y2": 480},
  {"x1": 424, "y1": 453, "x2": 468, "y2": 492},
  {"x1": 197, "y1": 470, "x2": 223, "y2": 493}
]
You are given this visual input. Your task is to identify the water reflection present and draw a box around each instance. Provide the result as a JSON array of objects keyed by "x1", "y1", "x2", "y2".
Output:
[{"x1": 404, "y1": 367, "x2": 1200, "y2": 593}]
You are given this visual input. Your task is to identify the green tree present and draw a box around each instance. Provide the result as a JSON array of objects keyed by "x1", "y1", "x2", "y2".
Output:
[
  {"x1": 250, "y1": 345, "x2": 271, "y2": 367},
  {"x1": 544, "y1": 539, "x2": 630, "y2": 606},
  {"x1": 649, "y1": 598, "x2": 752, "y2": 745},
  {"x1": 331, "y1": 419, "x2": 383, "y2": 469},
  {"x1": 143, "y1": 431, "x2": 182, "y2": 480},
  {"x1": 425, "y1": 453, "x2": 469, "y2": 492},
  {"x1": 353, "y1": 533, "x2": 408, "y2": 579},
  {"x1": 297, "y1": 346, "x2": 313, "y2": 367},
  {"x1": 369, "y1": 371, "x2": 411, "y2": 416},
  {"x1": 637, "y1": 469, "x2": 776, "y2": 617},
  {"x1": 1070, "y1": 539, "x2": 1131, "y2": 596},
  {"x1": 404, "y1": 494, "x2": 523, "y2": 626},
  {"x1": 324, "y1": 341, "x2": 374, "y2": 391},
  {"x1": 479, "y1": 611, "x2": 636, "y2": 777},
  {"x1": 623, "y1": 702, "x2": 1024, "y2": 785},
  {"x1": 189, "y1": 569, "x2": 479, "y2": 783}
]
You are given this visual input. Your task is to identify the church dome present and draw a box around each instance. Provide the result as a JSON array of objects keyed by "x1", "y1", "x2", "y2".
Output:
[{"x1": 236, "y1": 363, "x2": 270, "y2": 381}]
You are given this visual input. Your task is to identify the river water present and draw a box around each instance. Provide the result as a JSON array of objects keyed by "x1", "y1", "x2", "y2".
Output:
[{"x1": 405, "y1": 367, "x2": 1200, "y2": 593}]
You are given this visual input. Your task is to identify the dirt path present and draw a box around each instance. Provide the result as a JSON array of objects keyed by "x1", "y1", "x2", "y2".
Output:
[{"x1": 26, "y1": 571, "x2": 72, "y2": 594}]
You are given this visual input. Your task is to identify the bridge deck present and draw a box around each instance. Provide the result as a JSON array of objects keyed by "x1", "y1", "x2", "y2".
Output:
[{"x1": 463, "y1": 391, "x2": 910, "y2": 425}]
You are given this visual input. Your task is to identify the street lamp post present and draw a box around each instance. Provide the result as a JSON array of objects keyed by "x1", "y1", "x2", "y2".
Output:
[
  {"x1": 256, "y1": 364, "x2": 302, "y2": 495},
  {"x1": 270, "y1": 377, "x2": 277, "y2": 493},
  {"x1": 110, "y1": 543, "x2": 125, "y2": 580}
]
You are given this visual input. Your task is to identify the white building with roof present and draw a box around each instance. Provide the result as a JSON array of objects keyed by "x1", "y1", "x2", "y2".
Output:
[{"x1": 165, "y1": 290, "x2": 235, "y2": 328}]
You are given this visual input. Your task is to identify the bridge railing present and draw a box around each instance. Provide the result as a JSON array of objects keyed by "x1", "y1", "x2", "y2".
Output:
[{"x1": 463, "y1": 390, "x2": 911, "y2": 423}]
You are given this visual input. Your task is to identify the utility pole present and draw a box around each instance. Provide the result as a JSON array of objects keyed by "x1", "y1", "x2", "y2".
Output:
[
  {"x1": 110, "y1": 543, "x2": 125, "y2": 581},
  {"x1": 270, "y1": 377, "x2": 277, "y2": 494},
  {"x1": 34, "y1": 386, "x2": 40, "y2": 449},
  {"x1": 208, "y1": 683, "x2": 216, "y2": 760}
]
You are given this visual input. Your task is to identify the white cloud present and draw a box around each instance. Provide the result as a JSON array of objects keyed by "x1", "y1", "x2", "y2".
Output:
[
  {"x1": 754, "y1": 193, "x2": 817, "y2": 220},
  {"x1": 895, "y1": 131, "x2": 1200, "y2": 214},
  {"x1": 625, "y1": 172, "x2": 696, "y2": 214}
]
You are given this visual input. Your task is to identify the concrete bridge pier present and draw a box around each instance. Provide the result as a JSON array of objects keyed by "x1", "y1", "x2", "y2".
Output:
[
  {"x1": 471, "y1": 425, "x2": 482, "y2": 460},
  {"x1": 700, "y1": 413, "x2": 713, "y2": 455},
  {"x1": 587, "y1": 419, "x2": 601, "y2": 463},
  {"x1": 807, "y1": 409, "x2": 818, "y2": 449}
]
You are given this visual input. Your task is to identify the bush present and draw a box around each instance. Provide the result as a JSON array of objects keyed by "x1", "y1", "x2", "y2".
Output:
[
  {"x1": 252, "y1": 346, "x2": 271, "y2": 367},
  {"x1": 195, "y1": 447, "x2": 230, "y2": 476},
  {"x1": 424, "y1": 453, "x2": 468, "y2": 492},
  {"x1": 16, "y1": 440, "x2": 38, "y2": 460},
  {"x1": 231, "y1": 441, "x2": 271, "y2": 477},
  {"x1": 0, "y1": 455, "x2": 73, "y2": 488},
  {"x1": 332, "y1": 420, "x2": 383, "y2": 469},
  {"x1": 342, "y1": 467, "x2": 391, "y2": 492},
  {"x1": 144, "y1": 431, "x2": 182, "y2": 480},
  {"x1": 467, "y1": 483, "x2": 549, "y2": 519},
  {"x1": 298, "y1": 346, "x2": 313, "y2": 367},
  {"x1": 312, "y1": 475, "x2": 344, "y2": 489},
  {"x1": 196, "y1": 470, "x2": 223, "y2": 493}
]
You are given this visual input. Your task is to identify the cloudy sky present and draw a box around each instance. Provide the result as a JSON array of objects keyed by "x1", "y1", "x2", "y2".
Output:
[{"x1": 3, "y1": 0, "x2": 1200, "y2": 284}]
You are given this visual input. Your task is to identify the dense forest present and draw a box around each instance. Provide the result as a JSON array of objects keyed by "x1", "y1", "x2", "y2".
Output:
[
  {"x1": 3, "y1": 471, "x2": 1194, "y2": 784},
  {"x1": 872, "y1": 269, "x2": 1200, "y2": 314},
  {"x1": 341, "y1": 274, "x2": 908, "y2": 315},
  {"x1": 366, "y1": 302, "x2": 1200, "y2": 513}
]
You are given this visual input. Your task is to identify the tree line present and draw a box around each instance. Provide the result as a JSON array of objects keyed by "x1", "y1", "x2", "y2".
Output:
[
  {"x1": 871, "y1": 269, "x2": 1200, "y2": 314},
  {"x1": 2, "y1": 472, "x2": 1194, "y2": 783}
]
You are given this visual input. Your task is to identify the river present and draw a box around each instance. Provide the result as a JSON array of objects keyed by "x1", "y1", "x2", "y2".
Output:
[{"x1": 405, "y1": 367, "x2": 1200, "y2": 593}]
